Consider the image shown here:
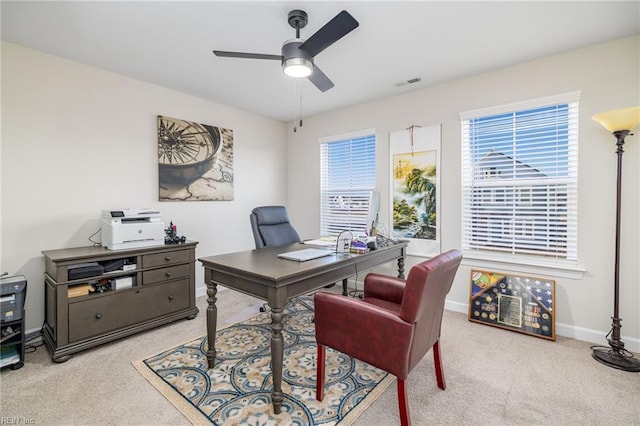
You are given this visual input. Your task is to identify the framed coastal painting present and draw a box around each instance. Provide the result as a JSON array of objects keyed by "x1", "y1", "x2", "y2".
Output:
[
  {"x1": 389, "y1": 125, "x2": 441, "y2": 257},
  {"x1": 157, "y1": 115, "x2": 234, "y2": 201},
  {"x1": 468, "y1": 269, "x2": 556, "y2": 340}
]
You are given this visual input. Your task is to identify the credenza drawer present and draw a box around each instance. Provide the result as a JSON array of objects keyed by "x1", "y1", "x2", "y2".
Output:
[
  {"x1": 68, "y1": 279, "x2": 190, "y2": 342},
  {"x1": 142, "y1": 250, "x2": 190, "y2": 268},
  {"x1": 142, "y1": 264, "x2": 190, "y2": 285},
  {"x1": 42, "y1": 242, "x2": 198, "y2": 362}
]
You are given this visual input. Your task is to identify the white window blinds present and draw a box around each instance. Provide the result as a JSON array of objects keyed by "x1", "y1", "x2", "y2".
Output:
[
  {"x1": 320, "y1": 130, "x2": 376, "y2": 236},
  {"x1": 460, "y1": 93, "x2": 579, "y2": 261}
]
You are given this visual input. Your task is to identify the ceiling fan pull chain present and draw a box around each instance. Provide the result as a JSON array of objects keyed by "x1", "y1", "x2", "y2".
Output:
[
  {"x1": 299, "y1": 95, "x2": 303, "y2": 128},
  {"x1": 293, "y1": 82, "x2": 300, "y2": 133}
]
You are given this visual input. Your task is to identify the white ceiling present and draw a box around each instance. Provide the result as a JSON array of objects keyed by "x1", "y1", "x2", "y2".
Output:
[{"x1": 2, "y1": 1, "x2": 639, "y2": 122}]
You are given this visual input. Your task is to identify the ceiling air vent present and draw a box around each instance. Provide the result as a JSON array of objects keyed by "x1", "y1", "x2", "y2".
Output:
[{"x1": 394, "y1": 77, "x2": 421, "y2": 88}]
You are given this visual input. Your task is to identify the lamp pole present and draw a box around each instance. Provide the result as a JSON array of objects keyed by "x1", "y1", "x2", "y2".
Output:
[
  {"x1": 590, "y1": 131, "x2": 640, "y2": 371},
  {"x1": 608, "y1": 130, "x2": 627, "y2": 353},
  {"x1": 591, "y1": 106, "x2": 640, "y2": 372}
]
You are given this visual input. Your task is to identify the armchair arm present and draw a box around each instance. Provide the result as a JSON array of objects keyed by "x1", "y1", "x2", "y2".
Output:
[
  {"x1": 314, "y1": 291, "x2": 413, "y2": 379},
  {"x1": 364, "y1": 273, "x2": 406, "y2": 305}
]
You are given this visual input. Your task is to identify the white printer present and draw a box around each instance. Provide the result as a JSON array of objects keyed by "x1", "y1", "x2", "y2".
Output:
[{"x1": 101, "y1": 209, "x2": 165, "y2": 250}]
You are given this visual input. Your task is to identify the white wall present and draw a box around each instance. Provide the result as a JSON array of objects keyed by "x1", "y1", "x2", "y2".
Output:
[
  {"x1": 286, "y1": 35, "x2": 640, "y2": 350},
  {"x1": 1, "y1": 41, "x2": 288, "y2": 332}
]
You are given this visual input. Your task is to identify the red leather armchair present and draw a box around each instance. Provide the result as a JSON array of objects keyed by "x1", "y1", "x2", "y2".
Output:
[{"x1": 314, "y1": 249, "x2": 463, "y2": 426}]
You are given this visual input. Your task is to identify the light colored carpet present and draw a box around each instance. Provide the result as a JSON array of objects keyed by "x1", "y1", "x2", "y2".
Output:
[{"x1": 1, "y1": 286, "x2": 639, "y2": 425}]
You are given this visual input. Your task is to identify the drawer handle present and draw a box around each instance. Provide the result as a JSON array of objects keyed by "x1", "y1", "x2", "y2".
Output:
[
  {"x1": 165, "y1": 256, "x2": 171, "y2": 262},
  {"x1": 95, "y1": 313, "x2": 102, "y2": 319},
  {"x1": 168, "y1": 295, "x2": 174, "y2": 301},
  {"x1": 165, "y1": 272, "x2": 171, "y2": 277}
]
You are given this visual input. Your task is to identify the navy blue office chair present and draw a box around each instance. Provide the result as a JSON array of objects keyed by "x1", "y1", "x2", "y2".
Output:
[
  {"x1": 250, "y1": 206, "x2": 302, "y2": 312},
  {"x1": 250, "y1": 206, "x2": 301, "y2": 249}
]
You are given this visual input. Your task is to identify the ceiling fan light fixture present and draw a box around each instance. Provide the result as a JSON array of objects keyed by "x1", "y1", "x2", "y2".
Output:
[
  {"x1": 283, "y1": 57, "x2": 313, "y2": 78},
  {"x1": 213, "y1": 9, "x2": 359, "y2": 91}
]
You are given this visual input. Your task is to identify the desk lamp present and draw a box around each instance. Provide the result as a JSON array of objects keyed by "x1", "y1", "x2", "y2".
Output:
[{"x1": 591, "y1": 106, "x2": 640, "y2": 372}]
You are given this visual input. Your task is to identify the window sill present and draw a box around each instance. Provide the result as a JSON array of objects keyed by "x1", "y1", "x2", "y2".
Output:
[{"x1": 462, "y1": 251, "x2": 586, "y2": 280}]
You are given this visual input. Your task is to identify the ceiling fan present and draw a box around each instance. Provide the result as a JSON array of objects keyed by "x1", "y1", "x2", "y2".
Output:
[{"x1": 213, "y1": 9, "x2": 359, "y2": 92}]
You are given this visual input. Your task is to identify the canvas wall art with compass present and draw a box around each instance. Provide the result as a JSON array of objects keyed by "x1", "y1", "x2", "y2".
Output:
[
  {"x1": 157, "y1": 115, "x2": 234, "y2": 201},
  {"x1": 468, "y1": 269, "x2": 555, "y2": 340}
]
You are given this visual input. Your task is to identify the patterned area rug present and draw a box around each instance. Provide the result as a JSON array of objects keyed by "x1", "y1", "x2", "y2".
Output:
[{"x1": 133, "y1": 295, "x2": 393, "y2": 425}]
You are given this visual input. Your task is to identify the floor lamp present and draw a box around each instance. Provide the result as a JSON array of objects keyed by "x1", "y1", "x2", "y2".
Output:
[{"x1": 591, "y1": 106, "x2": 640, "y2": 372}]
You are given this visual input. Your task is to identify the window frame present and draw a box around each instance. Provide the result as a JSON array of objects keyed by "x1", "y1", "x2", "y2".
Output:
[
  {"x1": 460, "y1": 92, "x2": 582, "y2": 275},
  {"x1": 319, "y1": 129, "x2": 376, "y2": 237}
]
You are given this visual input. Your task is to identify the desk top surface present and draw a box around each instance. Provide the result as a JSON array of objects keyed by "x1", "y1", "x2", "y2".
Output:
[{"x1": 198, "y1": 240, "x2": 407, "y2": 282}]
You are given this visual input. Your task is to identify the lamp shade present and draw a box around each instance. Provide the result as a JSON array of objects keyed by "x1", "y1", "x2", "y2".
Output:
[{"x1": 592, "y1": 106, "x2": 640, "y2": 132}]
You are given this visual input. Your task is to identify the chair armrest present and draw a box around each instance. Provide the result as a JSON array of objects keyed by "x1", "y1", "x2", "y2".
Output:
[
  {"x1": 364, "y1": 273, "x2": 406, "y2": 305},
  {"x1": 314, "y1": 291, "x2": 413, "y2": 379}
]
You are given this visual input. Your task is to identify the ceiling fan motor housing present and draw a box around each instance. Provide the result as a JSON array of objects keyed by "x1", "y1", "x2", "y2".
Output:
[{"x1": 281, "y1": 38, "x2": 313, "y2": 64}]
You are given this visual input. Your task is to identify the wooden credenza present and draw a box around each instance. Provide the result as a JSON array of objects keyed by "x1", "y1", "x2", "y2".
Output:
[{"x1": 42, "y1": 242, "x2": 198, "y2": 362}]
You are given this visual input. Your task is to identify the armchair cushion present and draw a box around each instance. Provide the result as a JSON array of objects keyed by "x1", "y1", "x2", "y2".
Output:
[
  {"x1": 399, "y1": 250, "x2": 462, "y2": 325},
  {"x1": 314, "y1": 291, "x2": 414, "y2": 379},
  {"x1": 364, "y1": 273, "x2": 406, "y2": 310}
]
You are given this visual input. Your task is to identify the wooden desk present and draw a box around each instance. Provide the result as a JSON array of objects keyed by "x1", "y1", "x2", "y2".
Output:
[{"x1": 199, "y1": 240, "x2": 408, "y2": 414}]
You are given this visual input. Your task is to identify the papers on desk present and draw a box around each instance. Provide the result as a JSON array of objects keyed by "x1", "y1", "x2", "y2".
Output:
[
  {"x1": 278, "y1": 248, "x2": 333, "y2": 262},
  {"x1": 303, "y1": 237, "x2": 336, "y2": 248}
]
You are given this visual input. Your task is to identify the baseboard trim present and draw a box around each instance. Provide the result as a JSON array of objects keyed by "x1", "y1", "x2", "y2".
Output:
[
  {"x1": 445, "y1": 300, "x2": 640, "y2": 353},
  {"x1": 24, "y1": 327, "x2": 43, "y2": 345},
  {"x1": 555, "y1": 322, "x2": 640, "y2": 353},
  {"x1": 444, "y1": 300, "x2": 468, "y2": 314},
  {"x1": 200, "y1": 286, "x2": 640, "y2": 353}
]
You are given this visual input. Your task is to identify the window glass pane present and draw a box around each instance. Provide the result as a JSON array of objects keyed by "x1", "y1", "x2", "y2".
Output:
[
  {"x1": 461, "y1": 97, "x2": 578, "y2": 261},
  {"x1": 320, "y1": 133, "x2": 376, "y2": 236}
]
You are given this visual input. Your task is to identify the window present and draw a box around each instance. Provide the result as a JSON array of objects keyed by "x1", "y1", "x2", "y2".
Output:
[
  {"x1": 460, "y1": 92, "x2": 579, "y2": 262},
  {"x1": 320, "y1": 130, "x2": 376, "y2": 236}
]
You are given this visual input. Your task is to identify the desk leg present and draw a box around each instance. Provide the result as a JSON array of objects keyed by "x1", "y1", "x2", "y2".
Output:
[
  {"x1": 342, "y1": 278, "x2": 349, "y2": 296},
  {"x1": 398, "y1": 256, "x2": 406, "y2": 279},
  {"x1": 206, "y1": 279, "x2": 218, "y2": 369},
  {"x1": 270, "y1": 306, "x2": 284, "y2": 414}
]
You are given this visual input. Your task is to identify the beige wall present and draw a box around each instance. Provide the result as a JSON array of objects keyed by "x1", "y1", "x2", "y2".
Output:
[
  {"x1": 1, "y1": 41, "x2": 288, "y2": 332},
  {"x1": 2, "y1": 35, "x2": 639, "y2": 351},
  {"x1": 286, "y1": 35, "x2": 640, "y2": 350}
]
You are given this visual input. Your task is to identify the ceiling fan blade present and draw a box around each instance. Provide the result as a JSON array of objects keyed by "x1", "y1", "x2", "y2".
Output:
[
  {"x1": 308, "y1": 65, "x2": 334, "y2": 92},
  {"x1": 213, "y1": 50, "x2": 282, "y2": 61},
  {"x1": 299, "y1": 10, "x2": 359, "y2": 57}
]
